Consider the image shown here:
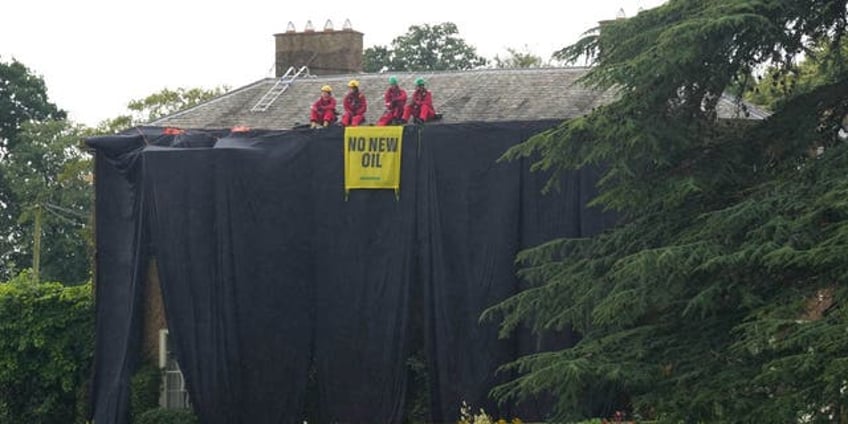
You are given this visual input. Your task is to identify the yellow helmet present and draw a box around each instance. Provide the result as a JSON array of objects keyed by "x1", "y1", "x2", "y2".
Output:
[
  {"x1": 321, "y1": 85, "x2": 332, "y2": 92},
  {"x1": 348, "y1": 80, "x2": 359, "y2": 88}
]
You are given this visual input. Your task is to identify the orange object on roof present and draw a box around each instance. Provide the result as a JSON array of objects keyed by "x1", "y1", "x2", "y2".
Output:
[
  {"x1": 162, "y1": 127, "x2": 184, "y2": 135},
  {"x1": 231, "y1": 125, "x2": 251, "y2": 133}
]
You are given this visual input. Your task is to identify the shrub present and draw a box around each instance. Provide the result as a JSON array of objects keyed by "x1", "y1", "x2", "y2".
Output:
[
  {"x1": 0, "y1": 270, "x2": 94, "y2": 423},
  {"x1": 134, "y1": 407, "x2": 199, "y2": 424},
  {"x1": 131, "y1": 363, "x2": 163, "y2": 419},
  {"x1": 458, "y1": 401, "x2": 523, "y2": 424}
]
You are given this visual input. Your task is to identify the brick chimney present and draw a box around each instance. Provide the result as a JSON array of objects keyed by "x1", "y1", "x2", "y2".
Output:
[{"x1": 274, "y1": 19, "x2": 363, "y2": 76}]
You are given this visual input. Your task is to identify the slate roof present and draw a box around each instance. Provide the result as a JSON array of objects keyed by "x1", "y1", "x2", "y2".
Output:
[{"x1": 151, "y1": 67, "x2": 768, "y2": 129}]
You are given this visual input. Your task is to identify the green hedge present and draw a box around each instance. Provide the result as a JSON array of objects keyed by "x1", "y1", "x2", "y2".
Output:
[
  {"x1": 0, "y1": 271, "x2": 94, "y2": 423},
  {"x1": 131, "y1": 364, "x2": 163, "y2": 419},
  {"x1": 135, "y1": 408, "x2": 198, "y2": 424}
]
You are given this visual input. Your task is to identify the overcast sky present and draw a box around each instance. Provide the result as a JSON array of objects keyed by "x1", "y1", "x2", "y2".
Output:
[{"x1": 2, "y1": 0, "x2": 665, "y2": 126}]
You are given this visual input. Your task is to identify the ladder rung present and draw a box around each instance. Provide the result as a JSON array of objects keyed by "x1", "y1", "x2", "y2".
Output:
[{"x1": 251, "y1": 66, "x2": 310, "y2": 112}]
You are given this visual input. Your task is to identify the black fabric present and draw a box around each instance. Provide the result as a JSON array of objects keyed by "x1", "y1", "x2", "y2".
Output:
[
  {"x1": 418, "y1": 122, "x2": 574, "y2": 422},
  {"x1": 87, "y1": 122, "x2": 615, "y2": 424},
  {"x1": 213, "y1": 134, "x2": 314, "y2": 424},
  {"x1": 88, "y1": 134, "x2": 149, "y2": 424},
  {"x1": 309, "y1": 126, "x2": 417, "y2": 423},
  {"x1": 145, "y1": 145, "x2": 243, "y2": 424},
  {"x1": 145, "y1": 132, "x2": 315, "y2": 424}
]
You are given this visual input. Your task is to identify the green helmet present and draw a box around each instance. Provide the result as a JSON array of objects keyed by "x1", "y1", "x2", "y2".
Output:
[
  {"x1": 415, "y1": 77, "x2": 426, "y2": 86},
  {"x1": 388, "y1": 76, "x2": 398, "y2": 85}
]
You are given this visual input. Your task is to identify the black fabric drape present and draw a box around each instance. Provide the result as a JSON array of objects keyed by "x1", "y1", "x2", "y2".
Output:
[
  {"x1": 309, "y1": 126, "x2": 416, "y2": 423},
  {"x1": 145, "y1": 145, "x2": 241, "y2": 424},
  {"x1": 213, "y1": 132, "x2": 313, "y2": 424},
  {"x1": 87, "y1": 133, "x2": 151, "y2": 424},
  {"x1": 87, "y1": 122, "x2": 615, "y2": 424},
  {"x1": 418, "y1": 122, "x2": 566, "y2": 422},
  {"x1": 145, "y1": 132, "x2": 315, "y2": 424}
]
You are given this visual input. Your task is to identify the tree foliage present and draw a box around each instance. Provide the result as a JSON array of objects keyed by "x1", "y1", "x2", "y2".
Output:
[
  {"x1": 746, "y1": 39, "x2": 848, "y2": 110},
  {"x1": 0, "y1": 73, "x2": 224, "y2": 283},
  {"x1": 363, "y1": 45, "x2": 394, "y2": 73},
  {"x1": 0, "y1": 271, "x2": 93, "y2": 423},
  {"x1": 0, "y1": 58, "x2": 65, "y2": 152},
  {"x1": 363, "y1": 23, "x2": 488, "y2": 72},
  {"x1": 0, "y1": 59, "x2": 71, "y2": 283},
  {"x1": 493, "y1": 46, "x2": 544, "y2": 69},
  {"x1": 488, "y1": 0, "x2": 848, "y2": 421},
  {"x1": 97, "y1": 86, "x2": 228, "y2": 133},
  {"x1": 0, "y1": 120, "x2": 92, "y2": 284},
  {"x1": 127, "y1": 86, "x2": 228, "y2": 123}
]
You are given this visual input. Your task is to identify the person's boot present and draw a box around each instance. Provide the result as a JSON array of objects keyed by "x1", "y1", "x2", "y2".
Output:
[
  {"x1": 323, "y1": 121, "x2": 329, "y2": 128},
  {"x1": 310, "y1": 122, "x2": 318, "y2": 129}
]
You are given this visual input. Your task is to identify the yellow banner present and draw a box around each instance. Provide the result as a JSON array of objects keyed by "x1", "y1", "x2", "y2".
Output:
[{"x1": 344, "y1": 126, "x2": 403, "y2": 193}]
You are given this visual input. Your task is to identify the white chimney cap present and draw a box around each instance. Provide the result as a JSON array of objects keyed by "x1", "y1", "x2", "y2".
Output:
[
  {"x1": 324, "y1": 19, "x2": 334, "y2": 31},
  {"x1": 304, "y1": 20, "x2": 315, "y2": 32},
  {"x1": 286, "y1": 21, "x2": 296, "y2": 32},
  {"x1": 342, "y1": 18, "x2": 353, "y2": 31}
]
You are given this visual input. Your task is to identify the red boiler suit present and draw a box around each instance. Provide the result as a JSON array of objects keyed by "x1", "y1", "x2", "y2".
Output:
[
  {"x1": 310, "y1": 96, "x2": 337, "y2": 125},
  {"x1": 376, "y1": 86, "x2": 408, "y2": 126},
  {"x1": 403, "y1": 88, "x2": 436, "y2": 123},
  {"x1": 341, "y1": 91, "x2": 367, "y2": 127}
]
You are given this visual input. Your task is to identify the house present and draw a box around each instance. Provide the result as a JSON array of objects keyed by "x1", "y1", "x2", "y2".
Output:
[{"x1": 90, "y1": 20, "x2": 765, "y2": 422}]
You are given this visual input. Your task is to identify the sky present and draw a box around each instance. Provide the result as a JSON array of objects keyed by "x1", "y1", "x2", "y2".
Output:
[{"x1": 1, "y1": 0, "x2": 665, "y2": 127}]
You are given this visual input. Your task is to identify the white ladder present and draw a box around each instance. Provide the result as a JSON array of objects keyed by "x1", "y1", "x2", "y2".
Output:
[{"x1": 251, "y1": 66, "x2": 310, "y2": 112}]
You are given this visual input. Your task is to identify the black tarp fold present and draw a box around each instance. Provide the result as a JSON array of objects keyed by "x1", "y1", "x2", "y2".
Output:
[{"x1": 88, "y1": 130, "x2": 166, "y2": 424}]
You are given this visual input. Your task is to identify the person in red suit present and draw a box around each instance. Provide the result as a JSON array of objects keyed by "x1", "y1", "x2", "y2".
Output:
[
  {"x1": 341, "y1": 80, "x2": 367, "y2": 127},
  {"x1": 402, "y1": 78, "x2": 436, "y2": 124},
  {"x1": 376, "y1": 76, "x2": 407, "y2": 126},
  {"x1": 309, "y1": 85, "x2": 337, "y2": 128}
]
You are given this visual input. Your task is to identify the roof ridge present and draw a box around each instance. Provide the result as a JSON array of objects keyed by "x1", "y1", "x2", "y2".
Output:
[{"x1": 301, "y1": 66, "x2": 593, "y2": 80}]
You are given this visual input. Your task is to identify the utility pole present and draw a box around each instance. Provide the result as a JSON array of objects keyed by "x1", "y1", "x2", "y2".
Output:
[{"x1": 32, "y1": 204, "x2": 42, "y2": 283}]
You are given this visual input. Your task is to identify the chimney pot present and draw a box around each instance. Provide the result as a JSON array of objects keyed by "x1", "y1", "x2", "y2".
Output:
[
  {"x1": 304, "y1": 20, "x2": 315, "y2": 32},
  {"x1": 616, "y1": 8, "x2": 626, "y2": 19},
  {"x1": 324, "y1": 19, "x2": 334, "y2": 31},
  {"x1": 342, "y1": 18, "x2": 353, "y2": 31},
  {"x1": 286, "y1": 21, "x2": 296, "y2": 33}
]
